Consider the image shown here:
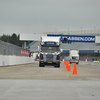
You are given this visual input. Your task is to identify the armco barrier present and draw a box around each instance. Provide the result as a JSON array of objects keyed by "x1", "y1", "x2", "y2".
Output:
[{"x1": 0, "y1": 55, "x2": 34, "y2": 66}]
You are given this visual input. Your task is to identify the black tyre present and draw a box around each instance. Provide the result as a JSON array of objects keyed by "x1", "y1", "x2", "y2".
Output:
[
  {"x1": 57, "y1": 65, "x2": 60, "y2": 68},
  {"x1": 39, "y1": 64, "x2": 42, "y2": 67},
  {"x1": 42, "y1": 65, "x2": 45, "y2": 67},
  {"x1": 76, "y1": 62, "x2": 79, "y2": 64},
  {"x1": 39, "y1": 63, "x2": 45, "y2": 67},
  {"x1": 54, "y1": 64, "x2": 60, "y2": 68}
]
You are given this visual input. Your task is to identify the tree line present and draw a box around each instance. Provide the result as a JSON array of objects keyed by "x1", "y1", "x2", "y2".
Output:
[{"x1": 0, "y1": 33, "x2": 30, "y2": 47}]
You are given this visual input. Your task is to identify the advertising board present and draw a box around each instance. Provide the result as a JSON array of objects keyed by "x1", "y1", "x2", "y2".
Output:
[
  {"x1": 47, "y1": 34, "x2": 95, "y2": 43},
  {"x1": 21, "y1": 50, "x2": 29, "y2": 56}
]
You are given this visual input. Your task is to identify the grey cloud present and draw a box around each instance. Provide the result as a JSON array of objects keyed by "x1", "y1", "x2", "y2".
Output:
[{"x1": 0, "y1": 0, "x2": 100, "y2": 35}]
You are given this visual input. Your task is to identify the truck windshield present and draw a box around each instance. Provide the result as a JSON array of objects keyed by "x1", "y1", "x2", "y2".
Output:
[{"x1": 41, "y1": 46, "x2": 59, "y2": 53}]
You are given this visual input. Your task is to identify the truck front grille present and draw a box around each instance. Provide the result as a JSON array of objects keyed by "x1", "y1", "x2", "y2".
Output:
[
  {"x1": 46, "y1": 54, "x2": 53, "y2": 62},
  {"x1": 46, "y1": 58, "x2": 53, "y2": 62},
  {"x1": 47, "y1": 54, "x2": 53, "y2": 58}
]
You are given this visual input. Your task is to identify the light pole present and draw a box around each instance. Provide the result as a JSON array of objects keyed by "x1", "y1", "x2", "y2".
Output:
[
  {"x1": 55, "y1": 28, "x2": 57, "y2": 34},
  {"x1": 94, "y1": 26, "x2": 96, "y2": 33},
  {"x1": 68, "y1": 28, "x2": 69, "y2": 35},
  {"x1": 81, "y1": 27, "x2": 82, "y2": 34}
]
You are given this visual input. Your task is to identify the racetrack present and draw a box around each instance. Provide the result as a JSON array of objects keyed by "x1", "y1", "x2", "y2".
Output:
[
  {"x1": 0, "y1": 61, "x2": 100, "y2": 100},
  {"x1": 0, "y1": 61, "x2": 100, "y2": 80}
]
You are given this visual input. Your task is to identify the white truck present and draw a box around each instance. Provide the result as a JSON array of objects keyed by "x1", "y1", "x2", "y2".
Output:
[
  {"x1": 38, "y1": 36, "x2": 62, "y2": 68},
  {"x1": 69, "y1": 49, "x2": 79, "y2": 64}
]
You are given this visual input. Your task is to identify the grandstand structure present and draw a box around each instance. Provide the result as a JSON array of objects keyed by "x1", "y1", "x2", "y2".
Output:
[
  {"x1": 30, "y1": 42, "x2": 100, "y2": 51},
  {"x1": 43, "y1": 29, "x2": 100, "y2": 35},
  {"x1": 30, "y1": 36, "x2": 100, "y2": 61},
  {"x1": 20, "y1": 30, "x2": 100, "y2": 61}
]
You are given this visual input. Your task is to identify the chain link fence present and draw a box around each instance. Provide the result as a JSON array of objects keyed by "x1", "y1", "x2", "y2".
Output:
[{"x1": 0, "y1": 40, "x2": 29, "y2": 56}]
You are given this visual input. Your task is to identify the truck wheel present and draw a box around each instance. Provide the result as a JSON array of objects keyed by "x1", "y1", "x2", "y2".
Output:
[
  {"x1": 76, "y1": 62, "x2": 79, "y2": 64},
  {"x1": 42, "y1": 65, "x2": 45, "y2": 67},
  {"x1": 54, "y1": 65, "x2": 60, "y2": 68},
  {"x1": 39, "y1": 64, "x2": 45, "y2": 67},
  {"x1": 57, "y1": 65, "x2": 60, "y2": 68},
  {"x1": 39, "y1": 64, "x2": 42, "y2": 67}
]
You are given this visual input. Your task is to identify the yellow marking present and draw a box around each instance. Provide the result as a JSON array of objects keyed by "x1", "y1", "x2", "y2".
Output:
[{"x1": 48, "y1": 62, "x2": 52, "y2": 63}]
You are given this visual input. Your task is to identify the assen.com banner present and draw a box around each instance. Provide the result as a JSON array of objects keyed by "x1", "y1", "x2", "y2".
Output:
[
  {"x1": 47, "y1": 34, "x2": 95, "y2": 43},
  {"x1": 21, "y1": 50, "x2": 29, "y2": 56}
]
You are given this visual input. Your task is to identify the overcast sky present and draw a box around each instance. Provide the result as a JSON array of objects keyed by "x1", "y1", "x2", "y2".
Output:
[{"x1": 0, "y1": 0, "x2": 100, "y2": 35}]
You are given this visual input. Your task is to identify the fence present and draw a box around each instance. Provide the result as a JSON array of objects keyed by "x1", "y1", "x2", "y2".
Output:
[{"x1": 0, "y1": 40, "x2": 29, "y2": 56}]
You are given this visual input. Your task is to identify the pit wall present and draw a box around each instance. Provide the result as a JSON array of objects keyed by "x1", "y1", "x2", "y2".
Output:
[{"x1": 0, "y1": 55, "x2": 34, "y2": 66}]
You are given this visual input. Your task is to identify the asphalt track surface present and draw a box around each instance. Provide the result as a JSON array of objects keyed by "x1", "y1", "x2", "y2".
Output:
[{"x1": 0, "y1": 61, "x2": 100, "y2": 100}]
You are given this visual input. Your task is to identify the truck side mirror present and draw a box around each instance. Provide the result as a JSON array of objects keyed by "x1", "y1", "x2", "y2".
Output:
[
  {"x1": 60, "y1": 49, "x2": 63, "y2": 53},
  {"x1": 38, "y1": 46, "x2": 40, "y2": 51}
]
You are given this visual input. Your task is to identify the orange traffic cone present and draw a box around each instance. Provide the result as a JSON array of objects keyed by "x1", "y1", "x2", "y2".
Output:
[
  {"x1": 65, "y1": 65, "x2": 68, "y2": 69},
  {"x1": 84, "y1": 59, "x2": 86, "y2": 61},
  {"x1": 65, "y1": 61, "x2": 68, "y2": 69},
  {"x1": 63, "y1": 61, "x2": 67, "y2": 68},
  {"x1": 72, "y1": 62, "x2": 78, "y2": 75},
  {"x1": 67, "y1": 62, "x2": 71, "y2": 71},
  {"x1": 64, "y1": 61, "x2": 67, "y2": 65}
]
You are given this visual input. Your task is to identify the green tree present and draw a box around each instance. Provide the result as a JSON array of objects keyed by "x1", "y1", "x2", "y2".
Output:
[
  {"x1": 0, "y1": 34, "x2": 10, "y2": 42},
  {"x1": 17, "y1": 34, "x2": 23, "y2": 47},
  {"x1": 0, "y1": 33, "x2": 30, "y2": 47},
  {"x1": 9, "y1": 33, "x2": 17, "y2": 45}
]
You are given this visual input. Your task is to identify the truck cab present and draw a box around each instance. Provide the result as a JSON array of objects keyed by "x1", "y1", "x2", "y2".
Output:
[
  {"x1": 38, "y1": 36, "x2": 62, "y2": 68},
  {"x1": 69, "y1": 49, "x2": 79, "y2": 64}
]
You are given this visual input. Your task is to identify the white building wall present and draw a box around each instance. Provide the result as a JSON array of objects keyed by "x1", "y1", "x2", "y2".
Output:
[{"x1": 95, "y1": 36, "x2": 100, "y2": 43}]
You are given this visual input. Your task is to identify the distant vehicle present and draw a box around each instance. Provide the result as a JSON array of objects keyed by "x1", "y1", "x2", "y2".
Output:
[
  {"x1": 38, "y1": 36, "x2": 62, "y2": 68},
  {"x1": 69, "y1": 49, "x2": 79, "y2": 64},
  {"x1": 64, "y1": 56, "x2": 70, "y2": 61}
]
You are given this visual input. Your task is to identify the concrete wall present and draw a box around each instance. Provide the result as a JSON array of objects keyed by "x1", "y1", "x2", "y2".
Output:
[{"x1": 0, "y1": 55, "x2": 34, "y2": 66}]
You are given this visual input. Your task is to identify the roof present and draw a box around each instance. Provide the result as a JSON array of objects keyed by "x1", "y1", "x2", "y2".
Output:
[{"x1": 41, "y1": 36, "x2": 60, "y2": 43}]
